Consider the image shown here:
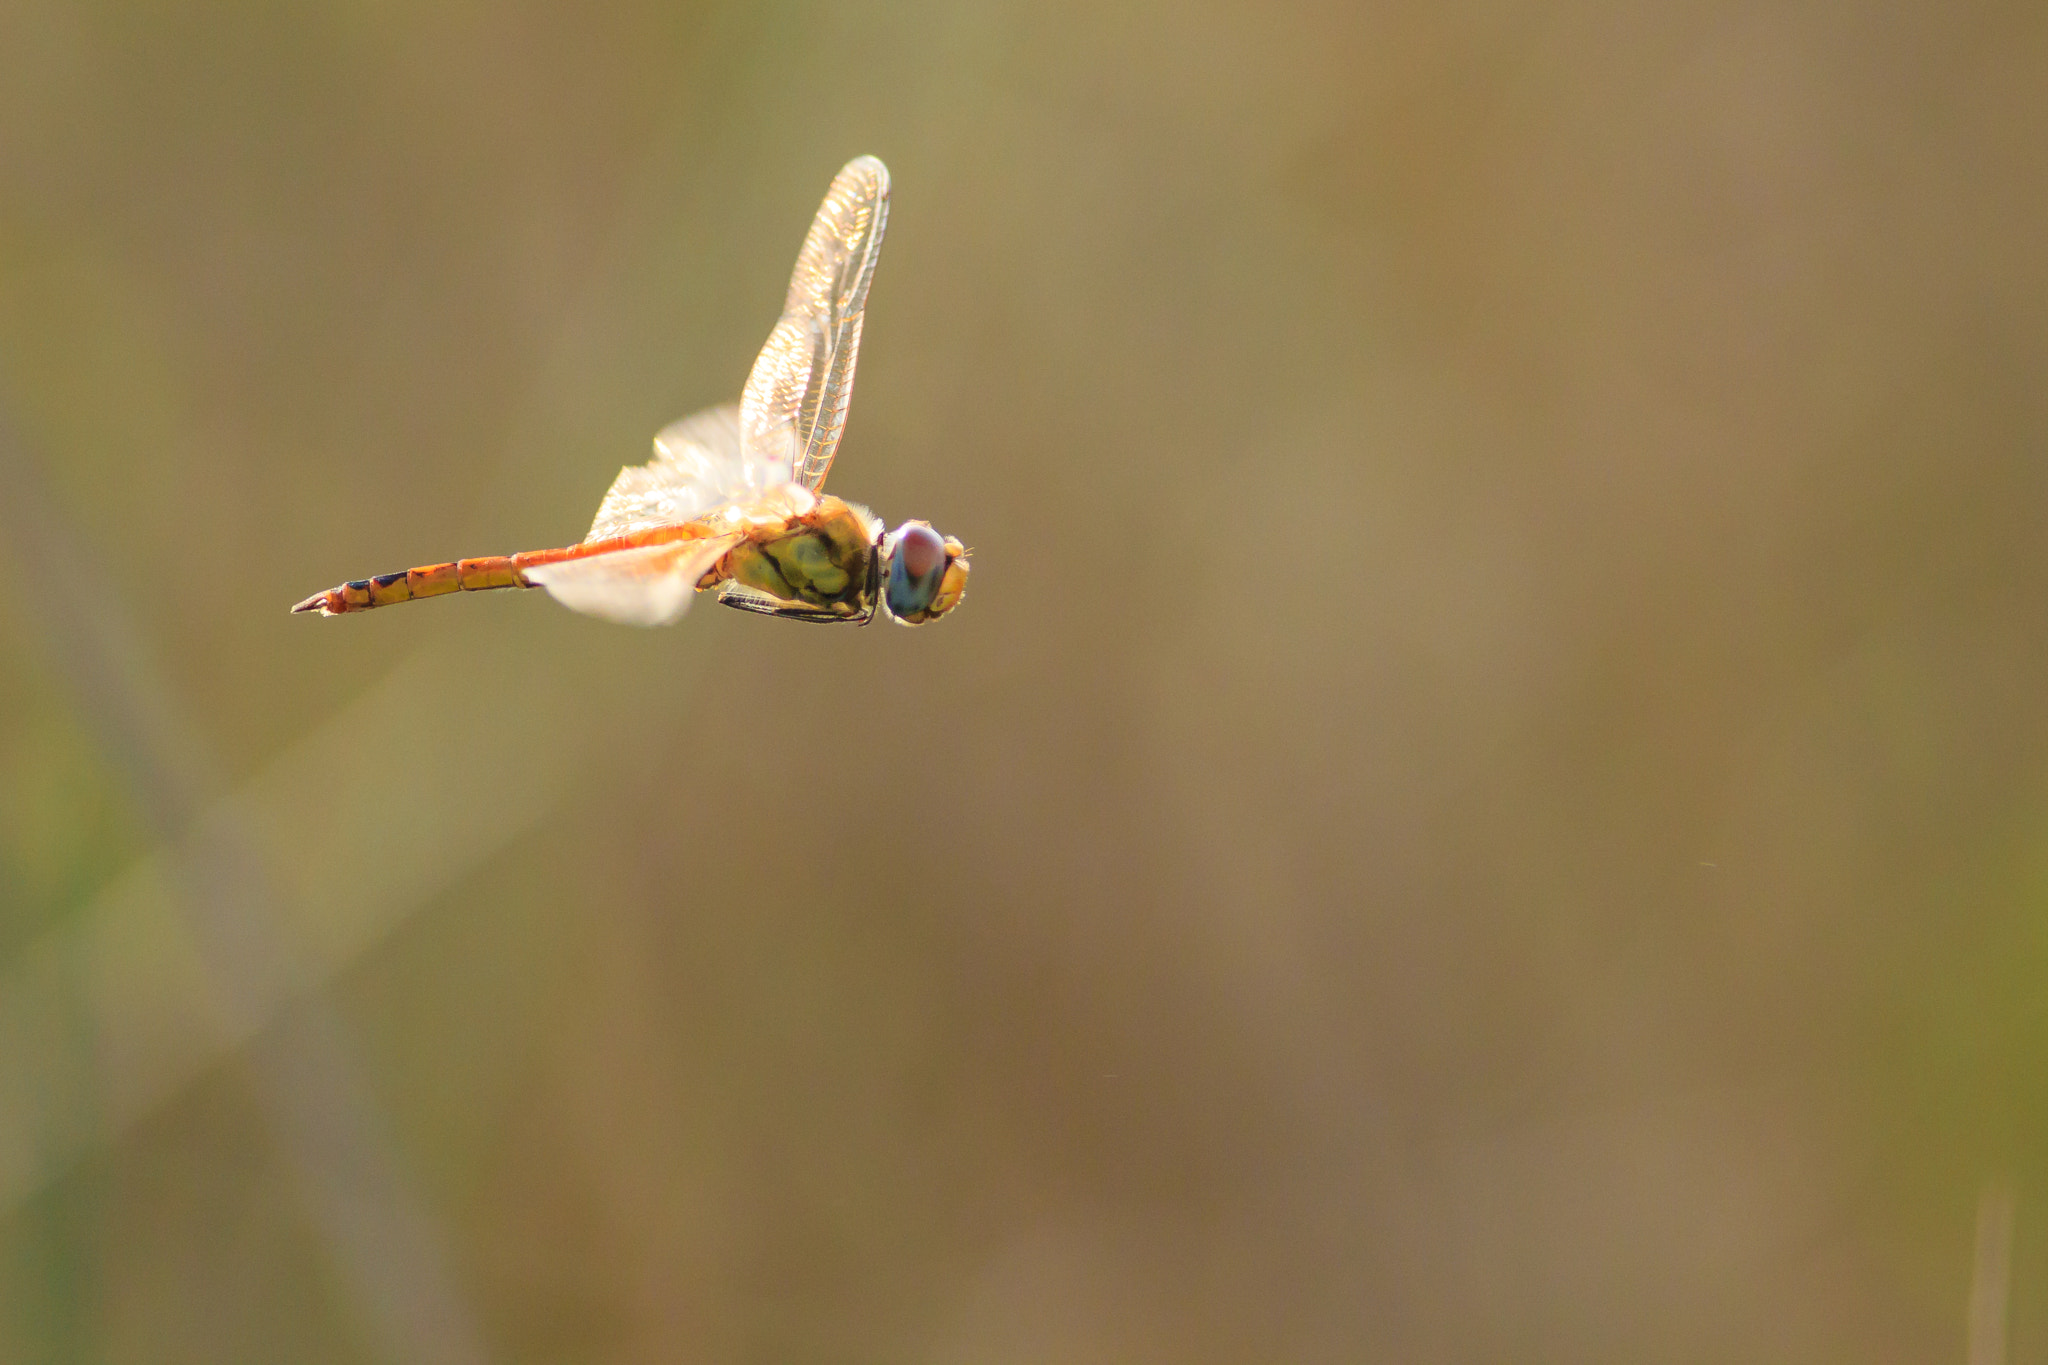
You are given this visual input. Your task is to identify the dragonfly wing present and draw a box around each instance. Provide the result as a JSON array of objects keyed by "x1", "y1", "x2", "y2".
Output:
[
  {"x1": 587, "y1": 402, "x2": 788, "y2": 541},
  {"x1": 523, "y1": 533, "x2": 741, "y2": 627},
  {"x1": 739, "y1": 156, "x2": 890, "y2": 494}
]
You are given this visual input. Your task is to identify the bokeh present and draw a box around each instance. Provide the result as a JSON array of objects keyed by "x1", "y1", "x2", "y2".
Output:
[{"x1": 2, "y1": 1, "x2": 2045, "y2": 1360}]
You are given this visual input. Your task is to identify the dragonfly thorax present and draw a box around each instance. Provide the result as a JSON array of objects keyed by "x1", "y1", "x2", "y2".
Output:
[{"x1": 713, "y1": 495, "x2": 882, "y2": 622}]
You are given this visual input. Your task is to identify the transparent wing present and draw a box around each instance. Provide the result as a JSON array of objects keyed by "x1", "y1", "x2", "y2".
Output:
[
  {"x1": 586, "y1": 403, "x2": 790, "y2": 542},
  {"x1": 523, "y1": 533, "x2": 741, "y2": 627},
  {"x1": 739, "y1": 155, "x2": 890, "y2": 494}
]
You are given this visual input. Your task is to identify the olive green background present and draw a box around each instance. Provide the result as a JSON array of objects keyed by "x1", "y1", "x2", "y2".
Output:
[{"x1": 1, "y1": 1, "x2": 2045, "y2": 1360}]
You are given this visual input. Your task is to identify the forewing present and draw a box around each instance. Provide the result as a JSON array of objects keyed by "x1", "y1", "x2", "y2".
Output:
[
  {"x1": 739, "y1": 156, "x2": 890, "y2": 494},
  {"x1": 523, "y1": 534, "x2": 740, "y2": 627},
  {"x1": 587, "y1": 403, "x2": 785, "y2": 542}
]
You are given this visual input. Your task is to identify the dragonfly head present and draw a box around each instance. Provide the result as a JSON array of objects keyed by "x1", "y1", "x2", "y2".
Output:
[{"x1": 879, "y1": 521, "x2": 969, "y2": 625}]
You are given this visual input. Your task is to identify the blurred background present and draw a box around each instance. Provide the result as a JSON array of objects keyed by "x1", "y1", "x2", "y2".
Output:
[{"x1": 0, "y1": 0, "x2": 2043, "y2": 1359}]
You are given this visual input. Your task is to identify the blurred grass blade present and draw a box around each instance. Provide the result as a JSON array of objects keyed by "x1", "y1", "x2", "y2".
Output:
[
  {"x1": 0, "y1": 417, "x2": 501, "y2": 1365},
  {"x1": 1969, "y1": 1180, "x2": 2013, "y2": 1365},
  {"x1": 0, "y1": 632, "x2": 579, "y2": 1184}
]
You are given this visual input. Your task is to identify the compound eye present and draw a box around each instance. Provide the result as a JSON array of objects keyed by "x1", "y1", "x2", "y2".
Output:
[
  {"x1": 898, "y1": 524, "x2": 945, "y2": 580},
  {"x1": 886, "y1": 523, "x2": 948, "y2": 619}
]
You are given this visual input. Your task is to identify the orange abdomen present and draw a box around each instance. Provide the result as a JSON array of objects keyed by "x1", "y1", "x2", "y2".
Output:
[{"x1": 290, "y1": 524, "x2": 727, "y2": 616}]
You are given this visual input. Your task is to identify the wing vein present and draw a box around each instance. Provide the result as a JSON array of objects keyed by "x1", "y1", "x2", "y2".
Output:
[{"x1": 740, "y1": 156, "x2": 890, "y2": 494}]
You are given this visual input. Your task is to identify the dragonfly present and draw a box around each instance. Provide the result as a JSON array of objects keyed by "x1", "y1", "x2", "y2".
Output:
[{"x1": 292, "y1": 155, "x2": 967, "y2": 628}]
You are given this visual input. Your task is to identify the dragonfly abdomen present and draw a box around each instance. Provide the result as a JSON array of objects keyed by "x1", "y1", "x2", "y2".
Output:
[
  {"x1": 290, "y1": 523, "x2": 732, "y2": 617},
  {"x1": 289, "y1": 556, "x2": 531, "y2": 615}
]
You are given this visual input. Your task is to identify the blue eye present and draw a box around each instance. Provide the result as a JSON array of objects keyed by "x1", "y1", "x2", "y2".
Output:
[{"x1": 886, "y1": 523, "x2": 947, "y2": 618}]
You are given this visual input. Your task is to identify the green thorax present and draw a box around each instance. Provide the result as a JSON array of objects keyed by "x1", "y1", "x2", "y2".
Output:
[{"x1": 726, "y1": 500, "x2": 877, "y2": 614}]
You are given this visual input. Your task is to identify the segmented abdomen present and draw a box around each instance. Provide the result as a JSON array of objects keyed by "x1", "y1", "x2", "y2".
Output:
[{"x1": 290, "y1": 523, "x2": 731, "y2": 616}]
